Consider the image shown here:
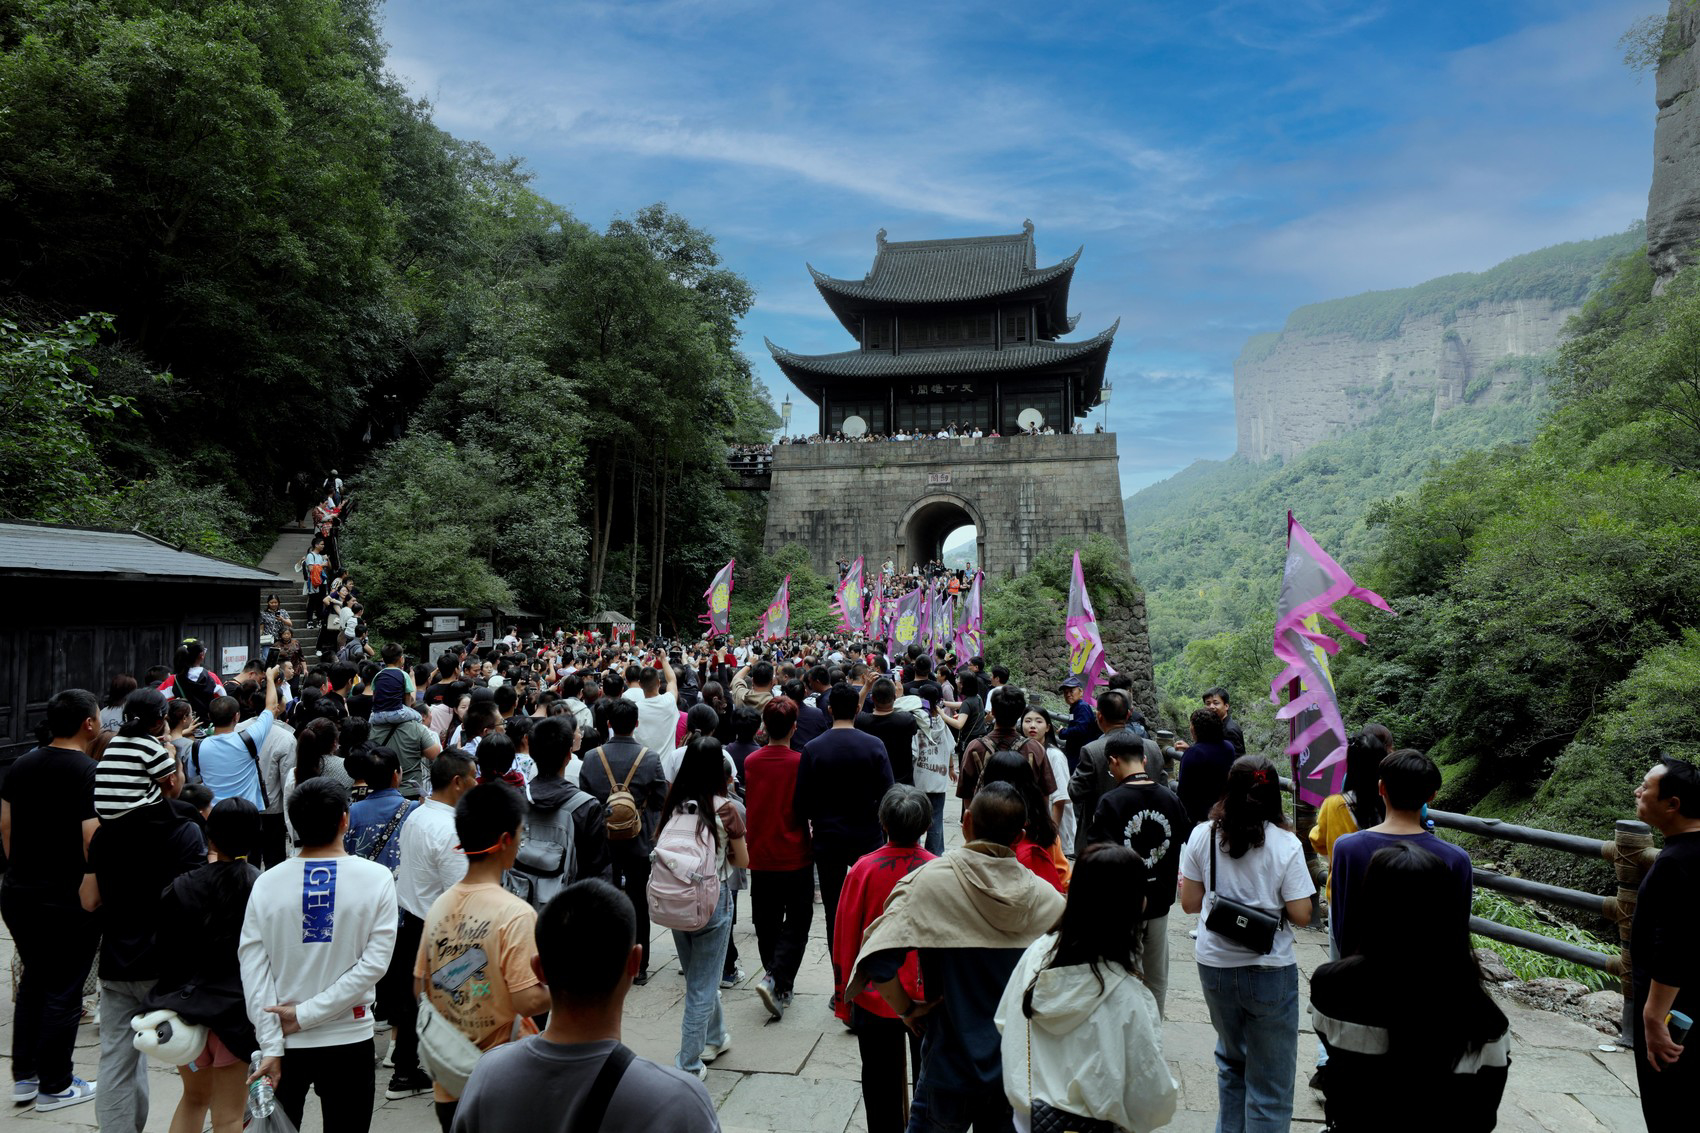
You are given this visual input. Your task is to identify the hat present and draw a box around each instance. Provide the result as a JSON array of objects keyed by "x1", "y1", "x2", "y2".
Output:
[
  {"x1": 373, "y1": 668, "x2": 408, "y2": 713},
  {"x1": 1059, "y1": 676, "x2": 1085, "y2": 690}
]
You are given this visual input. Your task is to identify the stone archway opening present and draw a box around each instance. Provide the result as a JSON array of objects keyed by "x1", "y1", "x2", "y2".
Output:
[
  {"x1": 942, "y1": 523, "x2": 979, "y2": 569},
  {"x1": 902, "y1": 497, "x2": 981, "y2": 571}
]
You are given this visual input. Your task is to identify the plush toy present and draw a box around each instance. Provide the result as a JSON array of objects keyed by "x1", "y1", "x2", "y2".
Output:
[{"x1": 130, "y1": 1010, "x2": 209, "y2": 1067}]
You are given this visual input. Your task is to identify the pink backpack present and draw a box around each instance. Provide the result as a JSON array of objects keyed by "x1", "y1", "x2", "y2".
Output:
[{"x1": 646, "y1": 800, "x2": 722, "y2": 931}]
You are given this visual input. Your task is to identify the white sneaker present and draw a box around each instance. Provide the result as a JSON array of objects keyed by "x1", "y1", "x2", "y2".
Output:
[
  {"x1": 12, "y1": 1079, "x2": 38, "y2": 1105},
  {"x1": 701, "y1": 1035, "x2": 731, "y2": 1062},
  {"x1": 36, "y1": 1078, "x2": 96, "y2": 1113}
]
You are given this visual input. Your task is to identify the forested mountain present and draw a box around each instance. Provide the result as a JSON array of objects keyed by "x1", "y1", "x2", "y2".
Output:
[{"x1": 0, "y1": 0, "x2": 774, "y2": 634}]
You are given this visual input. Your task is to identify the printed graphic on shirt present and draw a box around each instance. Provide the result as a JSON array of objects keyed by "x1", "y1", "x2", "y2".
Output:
[
  {"x1": 302, "y1": 861, "x2": 338, "y2": 943},
  {"x1": 1121, "y1": 810, "x2": 1175, "y2": 871}
]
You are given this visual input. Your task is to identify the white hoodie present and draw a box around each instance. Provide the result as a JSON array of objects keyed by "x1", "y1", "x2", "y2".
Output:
[{"x1": 994, "y1": 932, "x2": 1178, "y2": 1133}]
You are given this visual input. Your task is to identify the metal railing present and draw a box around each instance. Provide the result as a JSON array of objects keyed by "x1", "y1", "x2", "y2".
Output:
[{"x1": 1280, "y1": 777, "x2": 1658, "y2": 1045}]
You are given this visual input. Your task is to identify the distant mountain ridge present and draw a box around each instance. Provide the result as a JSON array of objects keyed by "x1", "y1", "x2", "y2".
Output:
[{"x1": 1235, "y1": 229, "x2": 1642, "y2": 462}]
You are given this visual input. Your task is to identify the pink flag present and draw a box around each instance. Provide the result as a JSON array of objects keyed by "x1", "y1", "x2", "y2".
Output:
[
  {"x1": 834, "y1": 556, "x2": 865, "y2": 633},
  {"x1": 953, "y1": 570, "x2": 983, "y2": 660},
  {"x1": 1270, "y1": 513, "x2": 1393, "y2": 805},
  {"x1": 700, "y1": 559, "x2": 734, "y2": 635},
  {"x1": 865, "y1": 588, "x2": 884, "y2": 641},
  {"x1": 888, "y1": 586, "x2": 923, "y2": 656},
  {"x1": 1064, "y1": 551, "x2": 1115, "y2": 705},
  {"x1": 935, "y1": 594, "x2": 955, "y2": 654},
  {"x1": 757, "y1": 575, "x2": 791, "y2": 642}
]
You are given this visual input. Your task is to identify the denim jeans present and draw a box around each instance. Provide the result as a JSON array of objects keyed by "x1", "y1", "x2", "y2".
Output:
[
  {"x1": 906, "y1": 1072, "x2": 1014, "y2": 1133},
  {"x1": 2, "y1": 889, "x2": 98, "y2": 1093},
  {"x1": 1198, "y1": 962, "x2": 1300, "y2": 1133},
  {"x1": 97, "y1": 979, "x2": 156, "y2": 1133},
  {"x1": 924, "y1": 793, "x2": 946, "y2": 856},
  {"x1": 673, "y1": 884, "x2": 734, "y2": 1073}
]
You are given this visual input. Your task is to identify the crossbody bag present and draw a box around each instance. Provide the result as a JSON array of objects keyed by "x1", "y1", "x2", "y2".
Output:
[
  {"x1": 1204, "y1": 821, "x2": 1283, "y2": 955},
  {"x1": 191, "y1": 731, "x2": 268, "y2": 807}
]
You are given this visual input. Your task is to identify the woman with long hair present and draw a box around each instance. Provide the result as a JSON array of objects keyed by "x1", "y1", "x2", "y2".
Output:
[
  {"x1": 1178, "y1": 754, "x2": 1316, "y2": 1133},
  {"x1": 165, "y1": 640, "x2": 225, "y2": 720},
  {"x1": 146, "y1": 798, "x2": 263, "y2": 1133},
  {"x1": 659, "y1": 735, "x2": 749, "y2": 1079},
  {"x1": 1023, "y1": 708, "x2": 1076, "y2": 859},
  {"x1": 94, "y1": 688, "x2": 178, "y2": 819},
  {"x1": 997, "y1": 844, "x2": 1178, "y2": 1133},
  {"x1": 1310, "y1": 842, "x2": 1509, "y2": 1132},
  {"x1": 979, "y1": 748, "x2": 1066, "y2": 892},
  {"x1": 100, "y1": 673, "x2": 138, "y2": 730}
]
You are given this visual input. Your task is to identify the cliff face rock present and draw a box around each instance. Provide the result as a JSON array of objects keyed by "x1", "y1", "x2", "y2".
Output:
[
  {"x1": 1649, "y1": 0, "x2": 1700, "y2": 290},
  {"x1": 1234, "y1": 298, "x2": 1576, "y2": 462}
]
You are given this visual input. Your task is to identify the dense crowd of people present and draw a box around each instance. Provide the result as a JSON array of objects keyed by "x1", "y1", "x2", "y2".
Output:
[
  {"x1": 3, "y1": 620, "x2": 1695, "y2": 1133},
  {"x1": 729, "y1": 421, "x2": 1107, "y2": 467}
]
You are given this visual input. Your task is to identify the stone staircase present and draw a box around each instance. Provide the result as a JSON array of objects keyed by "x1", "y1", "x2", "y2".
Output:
[{"x1": 255, "y1": 528, "x2": 319, "y2": 629}]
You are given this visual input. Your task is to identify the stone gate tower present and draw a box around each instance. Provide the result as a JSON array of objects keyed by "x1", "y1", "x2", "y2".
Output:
[{"x1": 763, "y1": 222, "x2": 1131, "y2": 580}]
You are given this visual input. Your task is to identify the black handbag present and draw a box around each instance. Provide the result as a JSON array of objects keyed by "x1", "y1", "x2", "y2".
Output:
[
  {"x1": 1203, "y1": 822, "x2": 1283, "y2": 955},
  {"x1": 1026, "y1": 1018, "x2": 1122, "y2": 1133}
]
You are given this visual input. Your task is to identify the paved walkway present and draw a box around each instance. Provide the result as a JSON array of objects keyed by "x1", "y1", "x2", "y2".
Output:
[{"x1": 0, "y1": 809, "x2": 1648, "y2": 1132}]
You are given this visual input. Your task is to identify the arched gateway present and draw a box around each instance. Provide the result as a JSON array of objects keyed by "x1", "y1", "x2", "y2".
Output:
[{"x1": 761, "y1": 223, "x2": 1130, "y2": 580}]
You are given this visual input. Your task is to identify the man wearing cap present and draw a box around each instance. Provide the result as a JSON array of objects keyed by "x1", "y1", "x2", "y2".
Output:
[
  {"x1": 1057, "y1": 676, "x2": 1099, "y2": 768},
  {"x1": 366, "y1": 669, "x2": 442, "y2": 799}
]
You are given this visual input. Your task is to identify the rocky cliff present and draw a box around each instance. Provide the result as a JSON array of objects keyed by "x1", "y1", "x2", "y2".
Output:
[
  {"x1": 1648, "y1": 0, "x2": 1700, "y2": 289},
  {"x1": 1233, "y1": 231, "x2": 1640, "y2": 462}
]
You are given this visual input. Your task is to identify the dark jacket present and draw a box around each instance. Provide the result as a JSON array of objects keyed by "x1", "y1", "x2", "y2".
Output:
[
  {"x1": 1177, "y1": 740, "x2": 1238, "y2": 823},
  {"x1": 88, "y1": 801, "x2": 207, "y2": 981},
  {"x1": 577, "y1": 736, "x2": 668, "y2": 858},
  {"x1": 145, "y1": 859, "x2": 261, "y2": 1058},
  {"x1": 1086, "y1": 775, "x2": 1193, "y2": 917},
  {"x1": 794, "y1": 727, "x2": 893, "y2": 857}
]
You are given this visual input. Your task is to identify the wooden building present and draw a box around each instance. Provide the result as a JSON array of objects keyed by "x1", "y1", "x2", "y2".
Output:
[
  {"x1": 767, "y1": 221, "x2": 1116, "y2": 435},
  {"x1": 0, "y1": 522, "x2": 281, "y2": 753}
]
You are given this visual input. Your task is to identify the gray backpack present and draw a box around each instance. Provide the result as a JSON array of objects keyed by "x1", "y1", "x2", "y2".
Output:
[{"x1": 504, "y1": 790, "x2": 600, "y2": 912}]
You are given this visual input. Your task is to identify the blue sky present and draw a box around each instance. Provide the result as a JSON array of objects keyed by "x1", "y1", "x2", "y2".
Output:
[{"x1": 382, "y1": 0, "x2": 1659, "y2": 496}]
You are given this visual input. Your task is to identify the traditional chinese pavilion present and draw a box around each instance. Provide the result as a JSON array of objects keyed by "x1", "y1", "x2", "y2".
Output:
[{"x1": 766, "y1": 221, "x2": 1117, "y2": 436}]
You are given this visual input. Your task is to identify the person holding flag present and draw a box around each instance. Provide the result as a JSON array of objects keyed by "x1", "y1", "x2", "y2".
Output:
[{"x1": 953, "y1": 570, "x2": 983, "y2": 661}]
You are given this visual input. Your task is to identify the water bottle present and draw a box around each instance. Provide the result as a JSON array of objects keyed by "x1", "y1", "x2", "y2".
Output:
[{"x1": 247, "y1": 1052, "x2": 274, "y2": 1120}]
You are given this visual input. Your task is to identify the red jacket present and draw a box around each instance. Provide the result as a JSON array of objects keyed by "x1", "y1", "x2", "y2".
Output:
[
  {"x1": 833, "y1": 843, "x2": 935, "y2": 1020},
  {"x1": 744, "y1": 744, "x2": 812, "y2": 871}
]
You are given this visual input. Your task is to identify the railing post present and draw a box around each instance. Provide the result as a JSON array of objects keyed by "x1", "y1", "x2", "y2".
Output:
[{"x1": 1604, "y1": 818, "x2": 1655, "y2": 1047}]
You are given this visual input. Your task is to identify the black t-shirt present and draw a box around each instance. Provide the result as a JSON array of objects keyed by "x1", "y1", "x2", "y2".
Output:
[
  {"x1": 855, "y1": 710, "x2": 918, "y2": 786},
  {"x1": 1086, "y1": 776, "x2": 1195, "y2": 917},
  {"x1": 1633, "y1": 829, "x2": 1700, "y2": 1022},
  {"x1": 346, "y1": 691, "x2": 373, "y2": 719},
  {"x1": 422, "y1": 681, "x2": 457, "y2": 708},
  {"x1": 0, "y1": 744, "x2": 97, "y2": 903},
  {"x1": 87, "y1": 803, "x2": 207, "y2": 980},
  {"x1": 1177, "y1": 740, "x2": 1238, "y2": 823}
]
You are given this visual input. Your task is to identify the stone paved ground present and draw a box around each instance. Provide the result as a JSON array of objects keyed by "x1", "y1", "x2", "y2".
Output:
[{"x1": 0, "y1": 808, "x2": 1649, "y2": 1132}]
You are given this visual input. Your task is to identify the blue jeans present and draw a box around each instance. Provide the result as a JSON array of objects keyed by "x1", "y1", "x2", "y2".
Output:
[
  {"x1": 925, "y1": 792, "x2": 946, "y2": 857},
  {"x1": 906, "y1": 1073, "x2": 1013, "y2": 1133},
  {"x1": 1198, "y1": 962, "x2": 1300, "y2": 1133},
  {"x1": 673, "y1": 884, "x2": 734, "y2": 1073}
]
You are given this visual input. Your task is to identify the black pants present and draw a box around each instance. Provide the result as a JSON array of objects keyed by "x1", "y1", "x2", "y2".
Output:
[
  {"x1": 853, "y1": 1004, "x2": 920, "y2": 1133},
  {"x1": 435, "y1": 1100, "x2": 457, "y2": 1133},
  {"x1": 724, "y1": 891, "x2": 741, "y2": 977},
  {"x1": 817, "y1": 849, "x2": 864, "y2": 989},
  {"x1": 610, "y1": 850, "x2": 654, "y2": 974},
  {"x1": 260, "y1": 812, "x2": 289, "y2": 871},
  {"x1": 275, "y1": 1039, "x2": 375, "y2": 1133},
  {"x1": 379, "y1": 910, "x2": 425, "y2": 1075},
  {"x1": 751, "y1": 867, "x2": 814, "y2": 995},
  {"x1": 1633, "y1": 991, "x2": 1696, "y2": 1130},
  {"x1": 0, "y1": 890, "x2": 97, "y2": 1093}
]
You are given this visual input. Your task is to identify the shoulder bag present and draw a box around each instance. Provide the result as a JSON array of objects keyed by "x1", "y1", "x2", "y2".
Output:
[{"x1": 1203, "y1": 820, "x2": 1283, "y2": 955}]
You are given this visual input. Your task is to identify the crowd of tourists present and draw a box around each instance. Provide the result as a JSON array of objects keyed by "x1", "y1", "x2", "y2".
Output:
[{"x1": 4, "y1": 626, "x2": 1695, "y2": 1133}]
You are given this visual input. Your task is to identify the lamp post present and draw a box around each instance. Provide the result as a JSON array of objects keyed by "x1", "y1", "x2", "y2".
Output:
[
  {"x1": 780, "y1": 394, "x2": 792, "y2": 439},
  {"x1": 1099, "y1": 382, "x2": 1112, "y2": 432}
]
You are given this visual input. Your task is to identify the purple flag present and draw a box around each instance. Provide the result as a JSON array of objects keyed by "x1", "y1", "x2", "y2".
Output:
[
  {"x1": 1064, "y1": 551, "x2": 1114, "y2": 705},
  {"x1": 889, "y1": 587, "x2": 923, "y2": 655},
  {"x1": 700, "y1": 559, "x2": 734, "y2": 635},
  {"x1": 1270, "y1": 513, "x2": 1393, "y2": 805},
  {"x1": 757, "y1": 575, "x2": 791, "y2": 642},
  {"x1": 834, "y1": 556, "x2": 865, "y2": 634},
  {"x1": 953, "y1": 570, "x2": 983, "y2": 660}
]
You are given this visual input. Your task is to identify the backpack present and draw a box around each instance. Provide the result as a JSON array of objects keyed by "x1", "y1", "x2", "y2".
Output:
[
  {"x1": 324, "y1": 606, "x2": 344, "y2": 632},
  {"x1": 646, "y1": 801, "x2": 721, "y2": 931},
  {"x1": 503, "y1": 791, "x2": 600, "y2": 912},
  {"x1": 593, "y1": 747, "x2": 648, "y2": 842}
]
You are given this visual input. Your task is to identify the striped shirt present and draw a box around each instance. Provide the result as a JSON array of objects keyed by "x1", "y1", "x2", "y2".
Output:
[{"x1": 94, "y1": 734, "x2": 178, "y2": 819}]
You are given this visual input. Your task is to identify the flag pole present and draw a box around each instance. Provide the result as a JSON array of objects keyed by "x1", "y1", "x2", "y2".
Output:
[{"x1": 1285, "y1": 511, "x2": 1325, "y2": 899}]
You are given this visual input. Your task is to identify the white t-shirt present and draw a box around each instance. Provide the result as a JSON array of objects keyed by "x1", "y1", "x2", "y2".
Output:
[
  {"x1": 912, "y1": 715, "x2": 953, "y2": 795},
  {"x1": 1178, "y1": 820, "x2": 1314, "y2": 968},
  {"x1": 1045, "y1": 746, "x2": 1076, "y2": 858},
  {"x1": 634, "y1": 692, "x2": 679, "y2": 756}
]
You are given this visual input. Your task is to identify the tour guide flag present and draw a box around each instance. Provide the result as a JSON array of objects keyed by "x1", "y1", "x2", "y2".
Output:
[
  {"x1": 757, "y1": 575, "x2": 791, "y2": 641},
  {"x1": 954, "y1": 570, "x2": 983, "y2": 660},
  {"x1": 834, "y1": 556, "x2": 865, "y2": 633},
  {"x1": 889, "y1": 587, "x2": 924, "y2": 655},
  {"x1": 865, "y1": 589, "x2": 884, "y2": 641},
  {"x1": 701, "y1": 559, "x2": 734, "y2": 635},
  {"x1": 1064, "y1": 551, "x2": 1115, "y2": 705},
  {"x1": 1270, "y1": 512, "x2": 1393, "y2": 806}
]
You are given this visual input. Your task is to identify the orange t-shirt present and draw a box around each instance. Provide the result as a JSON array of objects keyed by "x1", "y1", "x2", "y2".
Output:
[{"x1": 415, "y1": 881, "x2": 541, "y2": 1100}]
